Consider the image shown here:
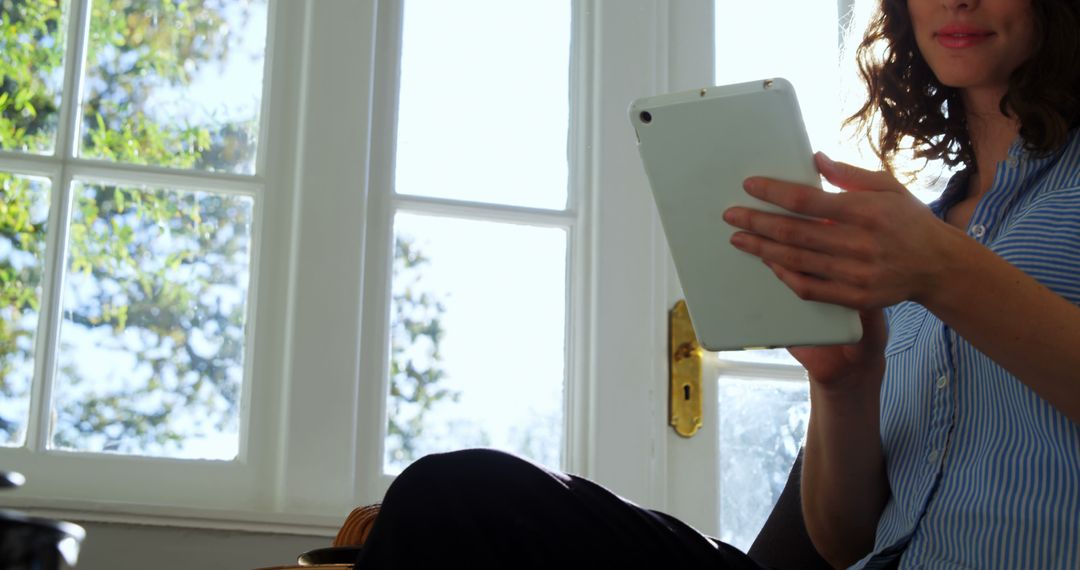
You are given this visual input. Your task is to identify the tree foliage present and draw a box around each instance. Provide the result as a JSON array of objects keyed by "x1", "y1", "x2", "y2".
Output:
[
  {"x1": 0, "y1": 0, "x2": 450, "y2": 458},
  {"x1": 385, "y1": 236, "x2": 455, "y2": 467}
]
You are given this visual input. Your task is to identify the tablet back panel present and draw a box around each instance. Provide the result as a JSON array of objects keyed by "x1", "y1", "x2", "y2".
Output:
[{"x1": 629, "y1": 79, "x2": 861, "y2": 351}]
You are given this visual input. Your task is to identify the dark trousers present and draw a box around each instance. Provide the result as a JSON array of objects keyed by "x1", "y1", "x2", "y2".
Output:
[{"x1": 354, "y1": 448, "x2": 766, "y2": 569}]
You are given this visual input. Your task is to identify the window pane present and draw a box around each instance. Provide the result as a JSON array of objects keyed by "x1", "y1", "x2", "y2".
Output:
[
  {"x1": 716, "y1": 348, "x2": 799, "y2": 366},
  {"x1": 0, "y1": 0, "x2": 69, "y2": 154},
  {"x1": 79, "y1": 0, "x2": 268, "y2": 174},
  {"x1": 385, "y1": 213, "x2": 566, "y2": 474},
  {"x1": 715, "y1": 2, "x2": 841, "y2": 367},
  {"x1": 395, "y1": 0, "x2": 570, "y2": 210},
  {"x1": 0, "y1": 172, "x2": 51, "y2": 446},
  {"x1": 51, "y1": 180, "x2": 253, "y2": 459},
  {"x1": 715, "y1": 1, "x2": 840, "y2": 155},
  {"x1": 717, "y1": 376, "x2": 810, "y2": 552}
]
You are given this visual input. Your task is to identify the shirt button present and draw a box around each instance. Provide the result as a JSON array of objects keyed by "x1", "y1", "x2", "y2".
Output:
[
  {"x1": 1006, "y1": 157, "x2": 1020, "y2": 168},
  {"x1": 928, "y1": 449, "x2": 940, "y2": 464},
  {"x1": 936, "y1": 375, "x2": 949, "y2": 389},
  {"x1": 970, "y1": 224, "x2": 986, "y2": 238}
]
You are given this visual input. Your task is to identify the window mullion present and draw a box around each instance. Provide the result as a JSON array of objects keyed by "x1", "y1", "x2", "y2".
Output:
[
  {"x1": 277, "y1": 0, "x2": 382, "y2": 514},
  {"x1": 64, "y1": 159, "x2": 265, "y2": 197},
  {"x1": 393, "y1": 194, "x2": 577, "y2": 228},
  {"x1": 354, "y1": 0, "x2": 404, "y2": 504},
  {"x1": 586, "y1": 0, "x2": 685, "y2": 507},
  {"x1": 712, "y1": 359, "x2": 807, "y2": 382},
  {"x1": 251, "y1": 0, "x2": 281, "y2": 177},
  {"x1": 0, "y1": 153, "x2": 63, "y2": 178},
  {"x1": 26, "y1": 0, "x2": 94, "y2": 453},
  {"x1": 25, "y1": 165, "x2": 74, "y2": 453},
  {"x1": 55, "y1": 0, "x2": 92, "y2": 163}
]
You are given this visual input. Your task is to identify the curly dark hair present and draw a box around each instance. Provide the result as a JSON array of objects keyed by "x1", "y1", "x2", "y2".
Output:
[{"x1": 848, "y1": 0, "x2": 1080, "y2": 172}]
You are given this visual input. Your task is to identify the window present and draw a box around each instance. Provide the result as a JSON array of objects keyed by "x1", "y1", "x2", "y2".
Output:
[
  {"x1": 1, "y1": 0, "x2": 582, "y2": 526},
  {"x1": 372, "y1": 0, "x2": 573, "y2": 475},
  {"x1": 0, "y1": 0, "x2": 296, "y2": 516},
  {"x1": 2, "y1": 0, "x2": 270, "y2": 455}
]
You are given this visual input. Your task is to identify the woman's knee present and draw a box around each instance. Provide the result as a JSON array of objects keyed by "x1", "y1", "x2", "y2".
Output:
[{"x1": 384, "y1": 448, "x2": 559, "y2": 506}]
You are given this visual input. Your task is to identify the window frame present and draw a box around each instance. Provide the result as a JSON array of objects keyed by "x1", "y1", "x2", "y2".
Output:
[
  {"x1": 0, "y1": 0, "x2": 331, "y2": 532},
  {"x1": 353, "y1": 0, "x2": 587, "y2": 500}
]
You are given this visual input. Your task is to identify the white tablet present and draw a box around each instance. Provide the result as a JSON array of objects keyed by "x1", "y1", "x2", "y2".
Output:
[{"x1": 629, "y1": 78, "x2": 862, "y2": 352}]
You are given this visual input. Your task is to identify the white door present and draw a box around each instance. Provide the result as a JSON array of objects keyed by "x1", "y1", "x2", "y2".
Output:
[{"x1": 658, "y1": 0, "x2": 877, "y2": 552}]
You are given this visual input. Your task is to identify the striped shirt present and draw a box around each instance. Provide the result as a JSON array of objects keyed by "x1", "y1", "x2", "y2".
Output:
[{"x1": 852, "y1": 130, "x2": 1080, "y2": 569}]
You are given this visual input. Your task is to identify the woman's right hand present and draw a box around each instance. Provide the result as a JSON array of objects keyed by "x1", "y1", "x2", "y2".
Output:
[
  {"x1": 796, "y1": 307, "x2": 890, "y2": 568},
  {"x1": 789, "y1": 308, "x2": 887, "y2": 389}
]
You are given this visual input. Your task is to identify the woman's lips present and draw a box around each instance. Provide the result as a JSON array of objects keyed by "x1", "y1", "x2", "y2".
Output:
[{"x1": 934, "y1": 24, "x2": 994, "y2": 49}]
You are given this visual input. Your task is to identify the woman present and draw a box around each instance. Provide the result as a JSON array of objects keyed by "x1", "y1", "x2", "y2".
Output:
[
  {"x1": 724, "y1": 0, "x2": 1080, "y2": 567},
  {"x1": 355, "y1": 0, "x2": 1080, "y2": 568}
]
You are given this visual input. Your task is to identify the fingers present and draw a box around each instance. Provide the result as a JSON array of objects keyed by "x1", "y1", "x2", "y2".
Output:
[
  {"x1": 813, "y1": 152, "x2": 907, "y2": 194},
  {"x1": 732, "y1": 231, "x2": 873, "y2": 289},
  {"x1": 739, "y1": 154, "x2": 906, "y2": 222},
  {"x1": 764, "y1": 261, "x2": 874, "y2": 310},
  {"x1": 723, "y1": 208, "x2": 877, "y2": 261},
  {"x1": 727, "y1": 155, "x2": 922, "y2": 314},
  {"x1": 740, "y1": 177, "x2": 910, "y2": 231},
  {"x1": 741, "y1": 177, "x2": 848, "y2": 220}
]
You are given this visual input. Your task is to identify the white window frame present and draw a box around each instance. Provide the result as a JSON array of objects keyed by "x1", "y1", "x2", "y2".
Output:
[
  {"x1": 350, "y1": 0, "x2": 589, "y2": 501},
  {"x1": 0, "y1": 0, "x2": 339, "y2": 533}
]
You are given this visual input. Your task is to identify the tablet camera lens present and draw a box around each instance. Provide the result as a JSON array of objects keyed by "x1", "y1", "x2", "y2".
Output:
[{"x1": 639, "y1": 111, "x2": 652, "y2": 124}]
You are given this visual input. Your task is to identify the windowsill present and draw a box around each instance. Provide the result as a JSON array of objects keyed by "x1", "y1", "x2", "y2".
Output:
[{"x1": 0, "y1": 495, "x2": 343, "y2": 537}]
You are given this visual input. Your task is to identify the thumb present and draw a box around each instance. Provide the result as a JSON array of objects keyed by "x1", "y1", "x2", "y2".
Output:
[
  {"x1": 859, "y1": 309, "x2": 887, "y2": 346},
  {"x1": 815, "y1": 152, "x2": 906, "y2": 194},
  {"x1": 855, "y1": 309, "x2": 888, "y2": 356},
  {"x1": 840, "y1": 309, "x2": 888, "y2": 362}
]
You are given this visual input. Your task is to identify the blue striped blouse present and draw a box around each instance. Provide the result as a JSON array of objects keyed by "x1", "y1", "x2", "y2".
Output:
[{"x1": 851, "y1": 130, "x2": 1080, "y2": 569}]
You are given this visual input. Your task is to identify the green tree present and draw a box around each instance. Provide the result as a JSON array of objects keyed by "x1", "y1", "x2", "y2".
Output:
[
  {"x1": 385, "y1": 236, "x2": 457, "y2": 466},
  {"x1": 0, "y1": 0, "x2": 67, "y2": 444},
  {"x1": 0, "y1": 0, "x2": 451, "y2": 457}
]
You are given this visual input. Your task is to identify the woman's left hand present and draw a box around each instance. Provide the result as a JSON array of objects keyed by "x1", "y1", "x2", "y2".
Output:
[{"x1": 722, "y1": 152, "x2": 961, "y2": 311}]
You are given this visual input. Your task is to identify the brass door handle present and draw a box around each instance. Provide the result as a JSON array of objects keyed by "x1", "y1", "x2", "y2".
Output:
[{"x1": 669, "y1": 300, "x2": 703, "y2": 438}]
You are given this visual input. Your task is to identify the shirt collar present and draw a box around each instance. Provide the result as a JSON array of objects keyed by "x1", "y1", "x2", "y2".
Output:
[
  {"x1": 930, "y1": 169, "x2": 970, "y2": 219},
  {"x1": 927, "y1": 129, "x2": 1078, "y2": 218}
]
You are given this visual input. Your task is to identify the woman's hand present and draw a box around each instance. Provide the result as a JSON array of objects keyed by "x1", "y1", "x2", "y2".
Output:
[
  {"x1": 722, "y1": 153, "x2": 961, "y2": 311},
  {"x1": 789, "y1": 309, "x2": 887, "y2": 388},
  {"x1": 721, "y1": 153, "x2": 955, "y2": 384}
]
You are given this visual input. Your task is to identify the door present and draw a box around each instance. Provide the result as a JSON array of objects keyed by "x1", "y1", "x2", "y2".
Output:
[{"x1": 662, "y1": 0, "x2": 876, "y2": 551}]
